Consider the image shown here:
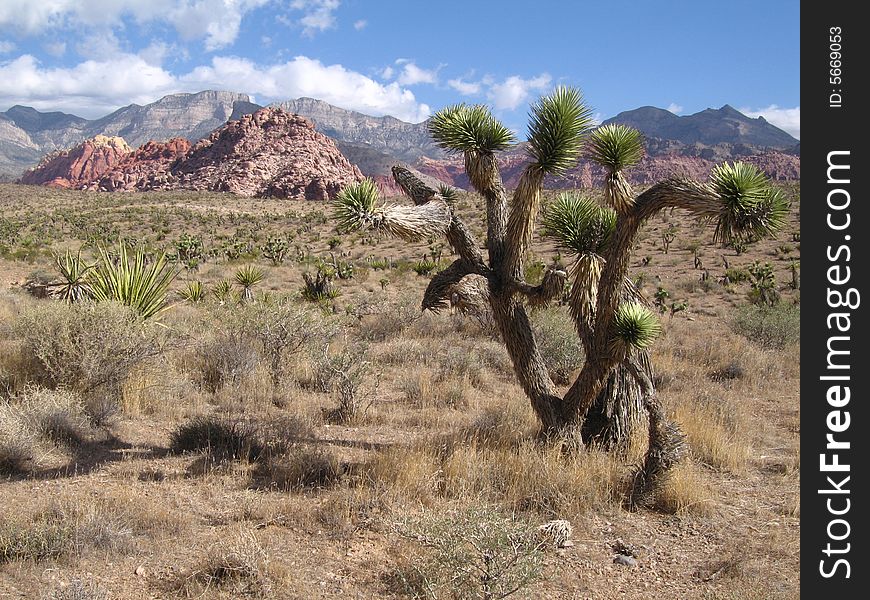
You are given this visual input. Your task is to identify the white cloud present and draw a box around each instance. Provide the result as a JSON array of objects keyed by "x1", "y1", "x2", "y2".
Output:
[
  {"x1": 184, "y1": 55, "x2": 431, "y2": 121},
  {"x1": 75, "y1": 28, "x2": 123, "y2": 58},
  {"x1": 380, "y1": 66, "x2": 394, "y2": 80},
  {"x1": 666, "y1": 102, "x2": 683, "y2": 115},
  {"x1": 739, "y1": 104, "x2": 800, "y2": 139},
  {"x1": 447, "y1": 77, "x2": 480, "y2": 95},
  {"x1": 0, "y1": 54, "x2": 177, "y2": 116},
  {"x1": 0, "y1": 40, "x2": 14, "y2": 54},
  {"x1": 0, "y1": 52, "x2": 431, "y2": 122},
  {"x1": 290, "y1": 0, "x2": 340, "y2": 36},
  {"x1": 353, "y1": 19, "x2": 367, "y2": 30},
  {"x1": 395, "y1": 61, "x2": 438, "y2": 86},
  {"x1": 0, "y1": 0, "x2": 272, "y2": 51},
  {"x1": 138, "y1": 40, "x2": 178, "y2": 66},
  {"x1": 487, "y1": 73, "x2": 551, "y2": 111}
]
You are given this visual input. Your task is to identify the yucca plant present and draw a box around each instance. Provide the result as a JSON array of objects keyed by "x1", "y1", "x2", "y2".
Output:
[
  {"x1": 50, "y1": 248, "x2": 94, "y2": 303},
  {"x1": 179, "y1": 281, "x2": 206, "y2": 304},
  {"x1": 235, "y1": 265, "x2": 263, "y2": 302},
  {"x1": 89, "y1": 243, "x2": 178, "y2": 320},
  {"x1": 211, "y1": 280, "x2": 235, "y2": 305},
  {"x1": 332, "y1": 87, "x2": 788, "y2": 506}
]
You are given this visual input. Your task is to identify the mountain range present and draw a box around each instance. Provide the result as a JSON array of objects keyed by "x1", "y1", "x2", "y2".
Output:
[{"x1": 2, "y1": 90, "x2": 800, "y2": 188}]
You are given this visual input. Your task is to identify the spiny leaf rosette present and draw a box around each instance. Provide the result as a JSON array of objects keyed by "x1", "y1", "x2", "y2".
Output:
[{"x1": 331, "y1": 86, "x2": 788, "y2": 507}]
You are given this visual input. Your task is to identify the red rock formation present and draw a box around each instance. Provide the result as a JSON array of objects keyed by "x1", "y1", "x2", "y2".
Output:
[
  {"x1": 19, "y1": 135, "x2": 131, "y2": 188},
  {"x1": 159, "y1": 107, "x2": 364, "y2": 199},
  {"x1": 96, "y1": 138, "x2": 191, "y2": 191}
]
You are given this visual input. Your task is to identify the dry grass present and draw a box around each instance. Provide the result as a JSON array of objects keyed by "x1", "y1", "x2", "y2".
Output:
[
  {"x1": 0, "y1": 183, "x2": 800, "y2": 599},
  {"x1": 178, "y1": 529, "x2": 279, "y2": 598},
  {"x1": 654, "y1": 460, "x2": 718, "y2": 515}
]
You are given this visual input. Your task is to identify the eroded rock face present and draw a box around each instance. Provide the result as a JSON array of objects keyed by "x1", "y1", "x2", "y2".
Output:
[
  {"x1": 155, "y1": 107, "x2": 364, "y2": 199},
  {"x1": 95, "y1": 138, "x2": 192, "y2": 191},
  {"x1": 19, "y1": 135, "x2": 132, "y2": 188}
]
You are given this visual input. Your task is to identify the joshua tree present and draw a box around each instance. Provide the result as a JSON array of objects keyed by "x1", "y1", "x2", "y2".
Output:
[{"x1": 333, "y1": 87, "x2": 787, "y2": 502}]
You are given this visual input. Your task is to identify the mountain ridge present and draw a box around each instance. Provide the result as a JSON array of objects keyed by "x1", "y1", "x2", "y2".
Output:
[{"x1": 2, "y1": 91, "x2": 799, "y2": 185}]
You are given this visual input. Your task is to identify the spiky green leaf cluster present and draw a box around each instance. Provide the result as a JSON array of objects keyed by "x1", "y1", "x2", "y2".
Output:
[
  {"x1": 89, "y1": 244, "x2": 177, "y2": 320},
  {"x1": 586, "y1": 123, "x2": 645, "y2": 172},
  {"x1": 542, "y1": 193, "x2": 616, "y2": 255},
  {"x1": 437, "y1": 183, "x2": 460, "y2": 204},
  {"x1": 710, "y1": 162, "x2": 789, "y2": 244},
  {"x1": 611, "y1": 302, "x2": 662, "y2": 352},
  {"x1": 429, "y1": 104, "x2": 516, "y2": 154},
  {"x1": 333, "y1": 179, "x2": 381, "y2": 232},
  {"x1": 235, "y1": 265, "x2": 263, "y2": 288},
  {"x1": 51, "y1": 249, "x2": 94, "y2": 303},
  {"x1": 179, "y1": 281, "x2": 205, "y2": 303},
  {"x1": 527, "y1": 86, "x2": 594, "y2": 174}
]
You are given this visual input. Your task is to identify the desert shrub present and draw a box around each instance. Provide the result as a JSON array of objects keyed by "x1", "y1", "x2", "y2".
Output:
[
  {"x1": 530, "y1": 308, "x2": 584, "y2": 385},
  {"x1": 352, "y1": 296, "x2": 422, "y2": 342},
  {"x1": 732, "y1": 302, "x2": 800, "y2": 349},
  {"x1": 169, "y1": 414, "x2": 310, "y2": 462},
  {"x1": 14, "y1": 301, "x2": 165, "y2": 423},
  {"x1": 394, "y1": 505, "x2": 545, "y2": 600},
  {"x1": 179, "y1": 529, "x2": 275, "y2": 597},
  {"x1": 234, "y1": 301, "x2": 333, "y2": 387},
  {"x1": 0, "y1": 517, "x2": 73, "y2": 563},
  {"x1": 0, "y1": 404, "x2": 33, "y2": 475},
  {"x1": 255, "y1": 445, "x2": 343, "y2": 490},
  {"x1": 19, "y1": 387, "x2": 91, "y2": 448},
  {"x1": 0, "y1": 501, "x2": 136, "y2": 564},
  {"x1": 193, "y1": 323, "x2": 259, "y2": 394}
]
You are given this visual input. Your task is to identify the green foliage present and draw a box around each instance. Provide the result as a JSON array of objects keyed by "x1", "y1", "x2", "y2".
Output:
[
  {"x1": 437, "y1": 184, "x2": 459, "y2": 204},
  {"x1": 261, "y1": 236, "x2": 290, "y2": 265},
  {"x1": 611, "y1": 302, "x2": 662, "y2": 352},
  {"x1": 526, "y1": 86, "x2": 593, "y2": 174},
  {"x1": 235, "y1": 265, "x2": 264, "y2": 301},
  {"x1": 429, "y1": 104, "x2": 516, "y2": 154},
  {"x1": 395, "y1": 506, "x2": 545, "y2": 600},
  {"x1": 333, "y1": 179, "x2": 381, "y2": 233},
  {"x1": 586, "y1": 123, "x2": 645, "y2": 172},
  {"x1": 732, "y1": 302, "x2": 800, "y2": 349},
  {"x1": 50, "y1": 248, "x2": 94, "y2": 303},
  {"x1": 413, "y1": 257, "x2": 438, "y2": 276},
  {"x1": 747, "y1": 261, "x2": 779, "y2": 306},
  {"x1": 711, "y1": 162, "x2": 790, "y2": 245},
  {"x1": 173, "y1": 234, "x2": 204, "y2": 270},
  {"x1": 653, "y1": 287, "x2": 670, "y2": 313},
  {"x1": 301, "y1": 269, "x2": 339, "y2": 302},
  {"x1": 179, "y1": 281, "x2": 206, "y2": 304},
  {"x1": 89, "y1": 244, "x2": 177, "y2": 320},
  {"x1": 211, "y1": 280, "x2": 234, "y2": 304},
  {"x1": 541, "y1": 192, "x2": 615, "y2": 255}
]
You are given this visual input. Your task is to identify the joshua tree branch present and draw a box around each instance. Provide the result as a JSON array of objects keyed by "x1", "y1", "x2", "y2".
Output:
[
  {"x1": 391, "y1": 165, "x2": 486, "y2": 269},
  {"x1": 422, "y1": 258, "x2": 487, "y2": 313},
  {"x1": 508, "y1": 267, "x2": 567, "y2": 308}
]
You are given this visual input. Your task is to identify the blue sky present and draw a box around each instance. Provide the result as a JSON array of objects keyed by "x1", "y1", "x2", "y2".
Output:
[{"x1": 0, "y1": 1, "x2": 800, "y2": 138}]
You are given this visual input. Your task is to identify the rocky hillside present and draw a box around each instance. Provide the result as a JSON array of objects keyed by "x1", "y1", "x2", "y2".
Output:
[
  {"x1": 20, "y1": 108, "x2": 364, "y2": 200},
  {"x1": 96, "y1": 138, "x2": 192, "y2": 192},
  {"x1": 0, "y1": 91, "x2": 260, "y2": 178},
  {"x1": 158, "y1": 107, "x2": 364, "y2": 199},
  {"x1": 19, "y1": 135, "x2": 132, "y2": 188}
]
